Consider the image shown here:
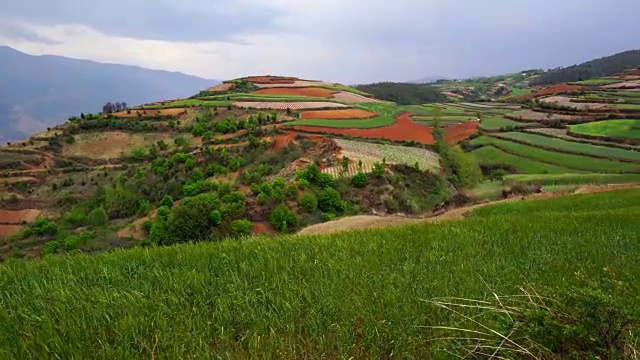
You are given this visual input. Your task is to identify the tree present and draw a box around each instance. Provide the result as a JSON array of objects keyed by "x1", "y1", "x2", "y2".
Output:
[
  {"x1": 298, "y1": 193, "x2": 318, "y2": 213},
  {"x1": 230, "y1": 220, "x2": 253, "y2": 237},
  {"x1": 87, "y1": 207, "x2": 108, "y2": 226},
  {"x1": 104, "y1": 186, "x2": 141, "y2": 219},
  {"x1": 269, "y1": 205, "x2": 298, "y2": 232},
  {"x1": 351, "y1": 172, "x2": 368, "y2": 188},
  {"x1": 160, "y1": 194, "x2": 174, "y2": 208},
  {"x1": 162, "y1": 193, "x2": 221, "y2": 244}
]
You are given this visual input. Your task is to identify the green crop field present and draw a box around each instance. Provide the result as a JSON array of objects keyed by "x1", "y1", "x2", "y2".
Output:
[
  {"x1": 330, "y1": 84, "x2": 372, "y2": 96},
  {"x1": 612, "y1": 103, "x2": 640, "y2": 110},
  {"x1": 469, "y1": 146, "x2": 583, "y2": 174},
  {"x1": 470, "y1": 136, "x2": 639, "y2": 173},
  {"x1": 570, "y1": 78, "x2": 622, "y2": 85},
  {"x1": 493, "y1": 132, "x2": 640, "y2": 161},
  {"x1": 616, "y1": 91, "x2": 640, "y2": 98},
  {"x1": 412, "y1": 115, "x2": 477, "y2": 123},
  {"x1": 399, "y1": 104, "x2": 471, "y2": 116},
  {"x1": 504, "y1": 173, "x2": 640, "y2": 186},
  {"x1": 285, "y1": 103, "x2": 399, "y2": 128},
  {"x1": 504, "y1": 86, "x2": 533, "y2": 98},
  {"x1": 199, "y1": 93, "x2": 330, "y2": 102},
  {"x1": 570, "y1": 119, "x2": 640, "y2": 140},
  {"x1": 139, "y1": 99, "x2": 233, "y2": 109},
  {"x1": 0, "y1": 189, "x2": 638, "y2": 358},
  {"x1": 479, "y1": 115, "x2": 532, "y2": 130}
]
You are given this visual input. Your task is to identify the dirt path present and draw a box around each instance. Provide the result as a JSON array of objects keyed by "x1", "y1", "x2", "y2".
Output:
[{"x1": 297, "y1": 184, "x2": 639, "y2": 236}]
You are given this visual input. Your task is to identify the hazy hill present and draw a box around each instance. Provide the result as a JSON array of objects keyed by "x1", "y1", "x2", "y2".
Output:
[
  {"x1": 0, "y1": 46, "x2": 217, "y2": 142},
  {"x1": 530, "y1": 50, "x2": 640, "y2": 86}
]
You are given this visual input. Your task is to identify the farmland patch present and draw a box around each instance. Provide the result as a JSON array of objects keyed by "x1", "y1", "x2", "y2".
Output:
[
  {"x1": 62, "y1": 132, "x2": 196, "y2": 159},
  {"x1": 253, "y1": 87, "x2": 335, "y2": 98},
  {"x1": 300, "y1": 109, "x2": 378, "y2": 120},
  {"x1": 570, "y1": 120, "x2": 640, "y2": 142},
  {"x1": 469, "y1": 146, "x2": 583, "y2": 174},
  {"x1": 333, "y1": 139, "x2": 440, "y2": 171},
  {"x1": 235, "y1": 102, "x2": 348, "y2": 110}
]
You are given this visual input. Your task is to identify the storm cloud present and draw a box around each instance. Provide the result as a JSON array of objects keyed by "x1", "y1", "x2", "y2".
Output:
[{"x1": 0, "y1": 0, "x2": 638, "y2": 83}]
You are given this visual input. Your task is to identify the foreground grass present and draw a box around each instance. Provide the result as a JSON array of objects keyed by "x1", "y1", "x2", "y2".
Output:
[{"x1": 1, "y1": 190, "x2": 639, "y2": 358}]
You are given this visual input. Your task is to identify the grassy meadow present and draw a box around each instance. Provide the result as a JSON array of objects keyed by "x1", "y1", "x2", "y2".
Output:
[
  {"x1": 0, "y1": 189, "x2": 638, "y2": 358},
  {"x1": 571, "y1": 119, "x2": 640, "y2": 140}
]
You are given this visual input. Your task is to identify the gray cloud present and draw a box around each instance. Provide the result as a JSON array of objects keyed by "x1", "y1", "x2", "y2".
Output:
[
  {"x1": 0, "y1": 21, "x2": 61, "y2": 45},
  {"x1": 0, "y1": 0, "x2": 283, "y2": 42},
  {"x1": 0, "y1": 0, "x2": 639, "y2": 83}
]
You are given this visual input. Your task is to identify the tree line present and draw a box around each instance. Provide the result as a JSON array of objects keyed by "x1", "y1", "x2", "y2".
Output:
[
  {"x1": 102, "y1": 102, "x2": 128, "y2": 114},
  {"x1": 530, "y1": 50, "x2": 640, "y2": 86},
  {"x1": 353, "y1": 82, "x2": 446, "y2": 105}
]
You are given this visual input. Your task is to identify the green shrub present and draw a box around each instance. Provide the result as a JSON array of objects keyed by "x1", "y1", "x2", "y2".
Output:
[
  {"x1": 104, "y1": 186, "x2": 141, "y2": 219},
  {"x1": 257, "y1": 193, "x2": 267, "y2": 205},
  {"x1": 42, "y1": 241, "x2": 59, "y2": 256},
  {"x1": 87, "y1": 207, "x2": 108, "y2": 227},
  {"x1": 350, "y1": 172, "x2": 368, "y2": 188},
  {"x1": 130, "y1": 148, "x2": 146, "y2": 161},
  {"x1": 26, "y1": 218, "x2": 58, "y2": 237},
  {"x1": 142, "y1": 220, "x2": 153, "y2": 235},
  {"x1": 63, "y1": 236, "x2": 83, "y2": 251},
  {"x1": 160, "y1": 195, "x2": 174, "y2": 208},
  {"x1": 318, "y1": 188, "x2": 344, "y2": 214},
  {"x1": 210, "y1": 210, "x2": 222, "y2": 227},
  {"x1": 317, "y1": 173, "x2": 335, "y2": 188},
  {"x1": 271, "y1": 187, "x2": 284, "y2": 203},
  {"x1": 286, "y1": 185, "x2": 298, "y2": 199},
  {"x1": 298, "y1": 193, "x2": 318, "y2": 213},
  {"x1": 269, "y1": 205, "x2": 298, "y2": 232},
  {"x1": 158, "y1": 193, "x2": 222, "y2": 245},
  {"x1": 230, "y1": 220, "x2": 253, "y2": 237}
]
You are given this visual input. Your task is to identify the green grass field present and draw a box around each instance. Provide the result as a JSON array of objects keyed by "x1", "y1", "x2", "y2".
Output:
[
  {"x1": 470, "y1": 136, "x2": 638, "y2": 173},
  {"x1": 199, "y1": 93, "x2": 330, "y2": 102},
  {"x1": 570, "y1": 78, "x2": 622, "y2": 85},
  {"x1": 139, "y1": 99, "x2": 233, "y2": 109},
  {"x1": 612, "y1": 103, "x2": 640, "y2": 110},
  {"x1": 0, "y1": 189, "x2": 638, "y2": 358},
  {"x1": 570, "y1": 120, "x2": 640, "y2": 141},
  {"x1": 469, "y1": 146, "x2": 583, "y2": 174},
  {"x1": 493, "y1": 132, "x2": 640, "y2": 161},
  {"x1": 504, "y1": 173, "x2": 640, "y2": 186},
  {"x1": 399, "y1": 104, "x2": 472, "y2": 116},
  {"x1": 331, "y1": 84, "x2": 373, "y2": 96},
  {"x1": 504, "y1": 86, "x2": 533, "y2": 98},
  {"x1": 615, "y1": 91, "x2": 640, "y2": 98},
  {"x1": 479, "y1": 115, "x2": 532, "y2": 130},
  {"x1": 412, "y1": 115, "x2": 477, "y2": 123},
  {"x1": 471, "y1": 188, "x2": 639, "y2": 217},
  {"x1": 284, "y1": 103, "x2": 399, "y2": 128}
]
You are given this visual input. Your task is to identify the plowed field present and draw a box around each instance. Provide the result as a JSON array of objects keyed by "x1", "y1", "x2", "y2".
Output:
[
  {"x1": 515, "y1": 84, "x2": 584, "y2": 100},
  {"x1": 289, "y1": 112, "x2": 478, "y2": 145},
  {"x1": 253, "y1": 87, "x2": 335, "y2": 98},
  {"x1": 244, "y1": 76, "x2": 298, "y2": 84},
  {"x1": 331, "y1": 92, "x2": 379, "y2": 103},
  {"x1": 0, "y1": 225, "x2": 22, "y2": 238},
  {"x1": 0, "y1": 209, "x2": 41, "y2": 224},
  {"x1": 301, "y1": 109, "x2": 378, "y2": 120}
]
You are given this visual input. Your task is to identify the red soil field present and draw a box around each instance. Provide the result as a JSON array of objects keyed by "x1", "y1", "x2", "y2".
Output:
[
  {"x1": 253, "y1": 87, "x2": 335, "y2": 98},
  {"x1": 244, "y1": 76, "x2": 298, "y2": 84},
  {"x1": 0, "y1": 224, "x2": 23, "y2": 238},
  {"x1": 443, "y1": 121, "x2": 480, "y2": 143},
  {"x1": 288, "y1": 113, "x2": 478, "y2": 145},
  {"x1": 623, "y1": 69, "x2": 640, "y2": 76},
  {"x1": 0, "y1": 209, "x2": 41, "y2": 224},
  {"x1": 301, "y1": 109, "x2": 378, "y2": 120},
  {"x1": 515, "y1": 84, "x2": 584, "y2": 100}
]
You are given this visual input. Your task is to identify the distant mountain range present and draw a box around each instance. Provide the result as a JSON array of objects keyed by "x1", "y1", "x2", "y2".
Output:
[{"x1": 0, "y1": 46, "x2": 218, "y2": 142}]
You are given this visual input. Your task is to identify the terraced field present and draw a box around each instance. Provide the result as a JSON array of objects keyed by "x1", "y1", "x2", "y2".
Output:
[
  {"x1": 469, "y1": 146, "x2": 582, "y2": 174},
  {"x1": 285, "y1": 103, "x2": 398, "y2": 128},
  {"x1": 235, "y1": 102, "x2": 348, "y2": 110},
  {"x1": 470, "y1": 136, "x2": 639, "y2": 173},
  {"x1": 570, "y1": 120, "x2": 640, "y2": 141},
  {"x1": 492, "y1": 132, "x2": 640, "y2": 162},
  {"x1": 333, "y1": 139, "x2": 440, "y2": 171},
  {"x1": 479, "y1": 115, "x2": 534, "y2": 130},
  {"x1": 139, "y1": 99, "x2": 233, "y2": 109},
  {"x1": 504, "y1": 173, "x2": 640, "y2": 186}
]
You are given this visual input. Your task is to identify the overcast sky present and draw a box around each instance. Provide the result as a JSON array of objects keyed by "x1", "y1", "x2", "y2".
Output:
[{"x1": 1, "y1": 0, "x2": 639, "y2": 84}]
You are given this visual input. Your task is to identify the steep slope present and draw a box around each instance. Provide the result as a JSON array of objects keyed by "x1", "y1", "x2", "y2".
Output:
[
  {"x1": 530, "y1": 49, "x2": 640, "y2": 86},
  {"x1": 0, "y1": 46, "x2": 218, "y2": 142}
]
